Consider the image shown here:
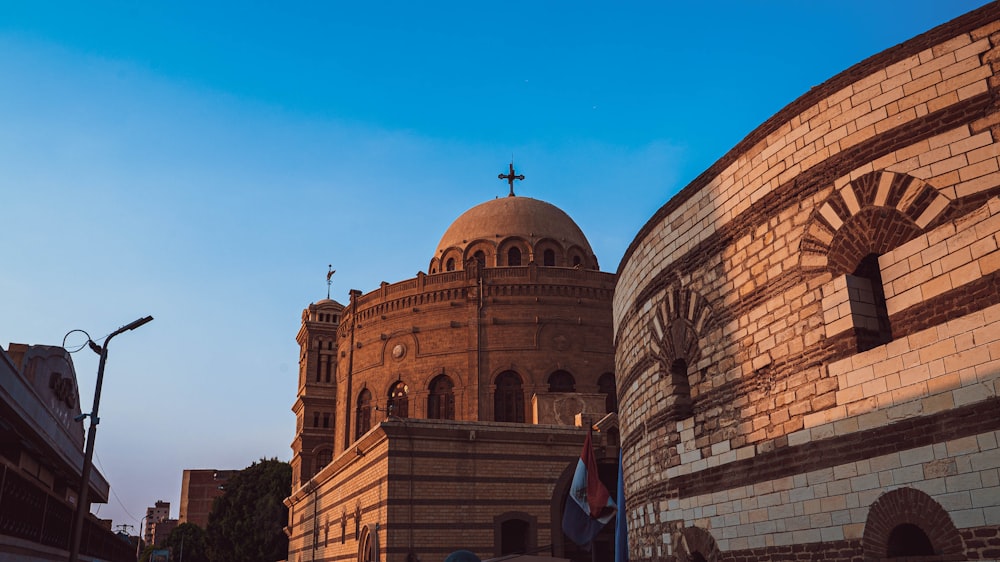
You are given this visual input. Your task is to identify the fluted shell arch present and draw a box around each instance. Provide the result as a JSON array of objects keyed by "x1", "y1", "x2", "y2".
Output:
[{"x1": 430, "y1": 196, "x2": 598, "y2": 271}]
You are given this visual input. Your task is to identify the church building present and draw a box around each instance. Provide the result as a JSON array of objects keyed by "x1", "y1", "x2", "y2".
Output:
[
  {"x1": 614, "y1": 4, "x2": 1000, "y2": 561},
  {"x1": 286, "y1": 186, "x2": 620, "y2": 561}
]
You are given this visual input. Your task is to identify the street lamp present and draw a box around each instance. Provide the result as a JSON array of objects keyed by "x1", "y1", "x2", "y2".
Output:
[
  {"x1": 68, "y1": 315, "x2": 153, "y2": 562},
  {"x1": 136, "y1": 513, "x2": 149, "y2": 560}
]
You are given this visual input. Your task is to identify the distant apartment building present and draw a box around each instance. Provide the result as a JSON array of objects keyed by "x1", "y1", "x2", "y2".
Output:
[
  {"x1": 144, "y1": 500, "x2": 170, "y2": 545},
  {"x1": 150, "y1": 518, "x2": 178, "y2": 546},
  {"x1": 179, "y1": 468, "x2": 236, "y2": 528}
]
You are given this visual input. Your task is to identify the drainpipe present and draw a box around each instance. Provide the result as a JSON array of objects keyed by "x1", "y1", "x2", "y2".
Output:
[{"x1": 343, "y1": 289, "x2": 361, "y2": 452}]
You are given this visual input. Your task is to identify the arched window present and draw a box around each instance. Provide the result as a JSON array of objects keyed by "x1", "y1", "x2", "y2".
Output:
[
  {"x1": 428, "y1": 375, "x2": 455, "y2": 420},
  {"x1": 446, "y1": 258, "x2": 455, "y2": 272},
  {"x1": 572, "y1": 255, "x2": 582, "y2": 266},
  {"x1": 356, "y1": 389, "x2": 372, "y2": 439},
  {"x1": 388, "y1": 381, "x2": 408, "y2": 417},
  {"x1": 852, "y1": 253, "x2": 893, "y2": 352},
  {"x1": 316, "y1": 448, "x2": 332, "y2": 469},
  {"x1": 474, "y1": 250, "x2": 486, "y2": 267},
  {"x1": 358, "y1": 523, "x2": 377, "y2": 562},
  {"x1": 494, "y1": 371, "x2": 524, "y2": 423},
  {"x1": 597, "y1": 372, "x2": 617, "y2": 413},
  {"x1": 543, "y1": 249, "x2": 555, "y2": 266},
  {"x1": 508, "y1": 247, "x2": 522, "y2": 266},
  {"x1": 547, "y1": 370, "x2": 575, "y2": 393}
]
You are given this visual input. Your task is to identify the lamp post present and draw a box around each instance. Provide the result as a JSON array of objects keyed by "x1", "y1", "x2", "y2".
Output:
[
  {"x1": 68, "y1": 315, "x2": 153, "y2": 562},
  {"x1": 136, "y1": 513, "x2": 149, "y2": 560}
]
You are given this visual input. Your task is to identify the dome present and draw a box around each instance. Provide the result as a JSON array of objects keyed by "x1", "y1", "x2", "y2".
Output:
[{"x1": 432, "y1": 196, "x2": 597, "y2": 270}]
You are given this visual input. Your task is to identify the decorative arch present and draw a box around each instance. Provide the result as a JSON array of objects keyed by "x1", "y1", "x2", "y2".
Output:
[
  {"x1": 498, "y1": 237, "x2": 531, "y2": 267},
  {"x1": 464, "y1": 241, "x2": 496, "y2": 268},
  {"x1": 648, "y1": 283, "x2": 715, "y2": 420},
  {"x1": 673, "y1": 526, "x2": 720, "y2": 562},
  {"x1": 432, "y1": 246, "x2": 465, "y2": 273},
  {"x1": 379, "y1": 333, "x2": 418, "y2": 366},
  {"x1": 533, "y1": 238, "x2": 564, "y2": 267},
  {"x1": 800, "y1": 170, "x2": 950, "y2": 274},
  {"x1": 862, "y1": 487, "x2": 963, "y2": 560}
]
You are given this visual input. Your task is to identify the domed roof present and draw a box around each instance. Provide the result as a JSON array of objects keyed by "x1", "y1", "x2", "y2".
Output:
[{"x1": 434, "y1": 195, "x2": 594, "y2": 258}]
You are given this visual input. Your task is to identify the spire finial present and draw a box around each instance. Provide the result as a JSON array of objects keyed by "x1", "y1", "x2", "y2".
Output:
[
  {"x1": 326, "y1": 265, "x2": 336, "y2": 299},
  {"x1": 498, "y1": 162, "x2": 525, "y2": 197}
]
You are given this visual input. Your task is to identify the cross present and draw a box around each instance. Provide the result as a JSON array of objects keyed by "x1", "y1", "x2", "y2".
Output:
[
  {"x1": 498, "y1": 163, "x2": 525, "y2": 197},
  {"x1": 326, "y1": 265, "x2": 335, "y2": 299}
]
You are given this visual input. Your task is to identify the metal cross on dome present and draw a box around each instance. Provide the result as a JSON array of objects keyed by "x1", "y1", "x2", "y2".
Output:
[{"x1": 498, "y1": 163, "x2": 525, "y2": 197}]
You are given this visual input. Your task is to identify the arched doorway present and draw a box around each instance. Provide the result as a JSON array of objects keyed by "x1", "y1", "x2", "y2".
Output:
[{"x1": 551, "y1": 446, "x2": 618, "y2": 561}]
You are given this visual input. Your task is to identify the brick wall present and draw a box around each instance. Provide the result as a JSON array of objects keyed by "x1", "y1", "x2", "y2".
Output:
[
  {"x1": 614, "y1": 4, "x2": 1000, "y2": 560},
  {"x1": 286, "y1": 419, "x2": 615, "y2": 562}
]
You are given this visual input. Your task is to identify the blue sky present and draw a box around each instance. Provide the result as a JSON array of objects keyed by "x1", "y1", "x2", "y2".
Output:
[{"x1": 0, "y1": 1, "x2": 990, "y2": 531}]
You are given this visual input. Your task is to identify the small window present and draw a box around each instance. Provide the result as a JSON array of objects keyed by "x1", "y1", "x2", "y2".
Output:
[
  {"x1": 474, "y1": 251, "x2": 486, "y2": 267},
  {"x1": 446, "y1": 258, "x2": 455, "y2": 272},
  {"x1": 322, "y1": 413, "x2": 331, "y2": 428},
  {"x1": 313, "y1": 412, "x2": 320, "y2": 428},
  {"x1": 543, "y1": 249, "x2": 555, "y2": 266},
  {"x1": 572, "y1": 255, "x2": 582, "y2": 266},
  {"x1": 508, "y1": 247, "x2": 522, "y2": 266}
]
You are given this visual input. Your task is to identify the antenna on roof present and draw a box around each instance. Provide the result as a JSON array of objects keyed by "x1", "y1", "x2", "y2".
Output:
[
  {"x1": 498, "y1": 161, "x2": 524, "y2": 197},
  {"x1": 326, "y1": 265, "x2": 336, "y2": 299}
]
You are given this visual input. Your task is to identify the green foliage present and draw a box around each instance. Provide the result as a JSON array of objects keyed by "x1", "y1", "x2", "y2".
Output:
[
  {"x1": 205, "y1": 458, "x2": 291, "y2": 562},
  {"x1": 164, "y1": 522, "x2": 209, "y2": 562}
]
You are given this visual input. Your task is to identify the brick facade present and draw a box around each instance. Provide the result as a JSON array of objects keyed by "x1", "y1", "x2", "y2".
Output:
[{"x1": 614, "y1": 4, "x2": 1000, "y2": 561}]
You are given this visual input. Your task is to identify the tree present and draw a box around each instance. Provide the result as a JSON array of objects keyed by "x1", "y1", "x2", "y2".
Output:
[
  {"x1": 164, "y1": 523, "x2": 208, "y2": 562},
  {"x1": 205, "y1": 458, "x2": 291, "y2": 562}
]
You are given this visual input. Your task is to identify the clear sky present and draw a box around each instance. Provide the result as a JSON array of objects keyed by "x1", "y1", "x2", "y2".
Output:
[{"x1": 0, "y1": 0, "x2": 990, "y2": 532}]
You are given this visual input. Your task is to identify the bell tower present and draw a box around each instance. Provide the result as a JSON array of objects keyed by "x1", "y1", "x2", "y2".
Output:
[{"x1": 291, "y1": 298, "x2": 342, "y2": 489}]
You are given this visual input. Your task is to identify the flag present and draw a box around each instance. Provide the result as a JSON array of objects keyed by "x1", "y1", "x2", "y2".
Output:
[
  {"x1": 562, "y1": 430, "x2": 616, "y2": 547},
  {"x1": 615, "y1": 449, "x2": 628, "y2": 562}
]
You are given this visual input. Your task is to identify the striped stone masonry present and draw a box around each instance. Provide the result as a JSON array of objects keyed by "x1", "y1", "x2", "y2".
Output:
[{"x1": 614, "y1": 4, "x2": 1000, "y2": 561}]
